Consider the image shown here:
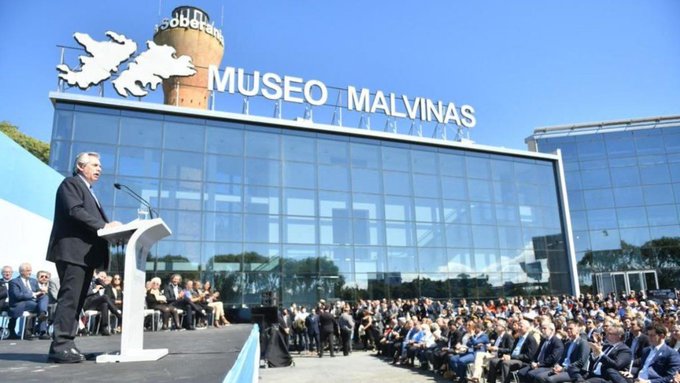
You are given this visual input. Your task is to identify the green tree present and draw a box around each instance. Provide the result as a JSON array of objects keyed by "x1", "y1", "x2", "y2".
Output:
[{"x1": 0, "y1": 121, "x2": 50, "y2": 164}]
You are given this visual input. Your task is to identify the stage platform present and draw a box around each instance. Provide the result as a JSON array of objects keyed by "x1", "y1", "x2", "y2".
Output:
[{"x1": 0, "y1": 324, "x2": 254, "y2": 383}]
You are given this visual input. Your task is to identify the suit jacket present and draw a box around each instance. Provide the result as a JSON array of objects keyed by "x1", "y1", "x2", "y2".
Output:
[
  {"x1": 492, "y1": 332, "x2": 515, "y2": 356},
  {"x1": 561, "y1": 336, "x2": 591, "y2": 372},
  {"x1": 628, "y1": 333, "x2": 651, "y2": 367},
  {"x1": 537, "y1": 336, "x2": 565, "y2": 367},
  {"x1": 46, "y1": 175, "x2": 110, "y2": 269},
  {"x1": 0, "y1": 279, "x2": 8, "y2": 305},
  {"x1": 318, "y1": 311, "x2": 336, "y2": 334},
  {"x1": 636, "y1": 344, "x2": 680, "y2": 383},
  {"x1": 164, "y1": 283, "x2": 183, "y2": 304},
  {"x1": 590, "y1": 342, "x2": 632, "y2": 376},
  {"x1": 8, "y1": 276, "x2": 40, "y2": 316},
  {"x1": 510, "y1": 332, "x2": 539, "y2": 363}
]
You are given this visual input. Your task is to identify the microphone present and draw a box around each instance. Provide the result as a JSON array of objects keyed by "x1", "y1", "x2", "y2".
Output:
[{"x1": 114, "y1": 183, "x2": 157, "y2": 219}]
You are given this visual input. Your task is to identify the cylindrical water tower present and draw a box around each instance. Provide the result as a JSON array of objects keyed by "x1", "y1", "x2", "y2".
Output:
[{"x1": 153, "y1": 6, "x2": 224, "y2": 109}]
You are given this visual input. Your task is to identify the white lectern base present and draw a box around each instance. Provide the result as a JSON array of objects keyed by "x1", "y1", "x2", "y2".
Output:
[{"x1": 96, "y1": 348, "x2": 168, "y2": 363}]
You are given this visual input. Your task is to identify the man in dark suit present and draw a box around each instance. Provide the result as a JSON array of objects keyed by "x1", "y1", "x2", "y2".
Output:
[
  {"x1": 628, "y1": 318, "x2": 651, "y2": 375},
  {"x1": 47, "y1": 152, "x2": 121, "y2": 363},
  {"x1": 573, "y1": 324, "x2": 632, "y2": 383},
  {"x1": 305, "y1": 307, "x2": 320, "y2": 354},
  {"x1": 534, "y1": 321, "x2": 591, "y2": 383},
  {"x1": 519, "y1": 321, "x2": 565, "y2": 383},
  {"x1": 8, "y1": 263, "x2": 50, "y2": 339},
  {"x1": 1, "y1": 265, "x2": 15, "y2": 336},
  {"x1": 487, "y1": 319, "x2": 539, "y2": 383},
  {"x1": 634, "y1": 323, "x2": 680, "y2": 383},
  {"x1": 318, "y1": 304, "x2": 337, "y2": 357},
  {"x1": 163, "y1": 274, "x2": 195, "y2": 330}
]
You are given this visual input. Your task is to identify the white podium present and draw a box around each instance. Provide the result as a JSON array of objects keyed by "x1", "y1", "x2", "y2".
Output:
[{"x1": 95, "y1": 218, "x2": 172, "y2": 363}]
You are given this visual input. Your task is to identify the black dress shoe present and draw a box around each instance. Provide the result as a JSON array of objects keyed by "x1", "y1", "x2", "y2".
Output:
[
  {"x1": 101, "y1": 328, "x2": 111, "y2": 336},
  {"x1": 48, "y1": 350, "x2": 84, "y2": 364}
]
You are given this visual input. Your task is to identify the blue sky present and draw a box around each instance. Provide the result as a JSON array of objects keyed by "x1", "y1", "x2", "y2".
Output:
[{"x1": 1, "y1": 1, "x2": 679, "y2": 150}]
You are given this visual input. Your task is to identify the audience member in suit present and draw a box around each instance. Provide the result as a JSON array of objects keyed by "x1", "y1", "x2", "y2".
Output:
[
  {"x1": 519, "y1": 321, "x2": 565, "y2": 383},
  {"x1": 1, "y1": 265, "x2": 17, "y2": 338},
  {"x1": 164, "y1": 274, "x2": 195, "y2": 330},
  {"x1": 633, "y1": 323, "x2": 680, "y2": 383},
  {"x1": 83, "y1": 271, "x2": 122, "y2": 336},
  {"x1": 487, "y1": 319, "x2": 539, "y2": 383},
  {"x1": 8, "y1": 263, "x2": 50, "y2": 340},
  {"x1": 0, "y1": 265, "x2": 10, "y2": 312},
  {"x1": 431, "y1": 319, "x2": 461, "y2": 373},
  {"x1": 449, "y1": 321, "x2": 490, "y2": 382},
  {"x1": 585, "y1": 319, "x2": 601, "y2": 343},
  {"x1": 668, "y1": 325, "x2": 680, "y2": 353},
  {"x1": 146, "y1": 277, "x2": 180, "y2": 330},
  {"x1": 628, "y1": 318, "x2": 652, "y2": 375},
  {"x1": 572, "y1": 324, "x2": 631, "y2": 383},
  {"x1": 318, "y1": 304, "x2": 337, "y2": 357},
  {"x1": 47, "y1": 152, "x2": 122, "y2": 363},
  {"x1": 305, "y1": 308, "x2": 320, "y2": 354},
  {"x1": 534, "y1": 321, "x2": 591, "y2": 383},
  {"x1": 337, "y1": 305, "x2": 355, "y2": 356},
  {"x1": 471, "y1": 319, "x2": 515, "y2": 381}
]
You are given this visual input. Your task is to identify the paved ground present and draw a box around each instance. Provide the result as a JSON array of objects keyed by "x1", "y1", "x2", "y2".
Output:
[{"x1": 259, "y1": 350, "x2": 451, "y2": 383}]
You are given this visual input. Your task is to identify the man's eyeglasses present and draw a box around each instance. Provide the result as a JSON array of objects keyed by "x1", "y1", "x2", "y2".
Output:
[{"x1": 39, "y1": 275, "x2": 50, "y2": 279}]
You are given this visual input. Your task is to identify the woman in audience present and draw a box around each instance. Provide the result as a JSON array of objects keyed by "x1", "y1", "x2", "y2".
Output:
[
  {"x1": 146, "y1": 277, "x2": 181, "y2": 331},
  {"x1": 203, "y1": 281, "x2": 230, "y2": 327}
]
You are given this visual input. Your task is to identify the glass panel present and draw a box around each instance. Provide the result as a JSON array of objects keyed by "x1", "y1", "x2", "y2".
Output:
[
  {"x1": 283, "y1": 217, "x2": 317, "y2": 244},
  {"x1": 418, "y1": 248, "x2": 448, "y2": 273},
  {"x1": 283, "y1": 161, "x2": 316, "y2": 189},
  {"x1": 204, "y1": 183, "x2": 242, "y2": 213},
  {"x1": 589, "y1": 229, "x2": 620, "y2": 251},
  {"x1": 610, "y1": 167, "x2": 641, "y2": 187},
  {"x1": 282, "y1": 134, "x2": 316, "y2": 163},
  {"x1": 466, "y1": 155, "x2": 491, "y2": 179},
  {"x1": 242, "y1": 243, "x2": 281, "y2": 271},
  {"x1": 411, "y1": 149, "x2": 437, "y2": 174},
  {"x1": 162, "y1": 150, "x2": 203, "y2": 181},
  {"x1": 350, "y1": 142, "x2": 380, "y2": 168},
  {"x1": 159, "y1": 179, "x2": 202, "y2": 210},
  {"x1": 467, "y1": 179, "x2": 493, "y2": 202},
  {"x1": 283, "y1": 188, "x2": 316, "y2": 216},
  {"x1": 618, "y1": 227, "x2": 651, "y2": 247},
  {"x1": 319, "y1": 217, "x2": 352, "y2": 245},
  {"x1": 245, "y1": 130, "x2": 280, "y2": 159},
  {"x1": 472, "y1": 225, "x2": 498, "y2": 248},
  {"x1": 113, "y1": 177, "x2": 160, "y2": 209},
  {"x1": 245, "y1": 158, "x2": 280, "y2": 186},
  {"x1": 586, "y1": 209, "x2": 617, "y2": 230},
  {"x1": 381, "y1": 145, "x2": 410, "y2": 171},
  {"x1": 414, "y1": 198, "x2": 442, "y2": 223},
  {"x1": 616, "y1": 207, "x2": 648, "y2": 228},
  {"x1": 320, "y1": 245, "x2": 354, "y2": 274},
  {"x1": 642, "y1": 184, "x2": 675, "y2": 205},
  {"x1": 53, "y1": 110, "x2": 74, "y2": 140},
  {"x1": 605, "y1": 136, "x2": 635, "y2": 157},
  {"x1": 639, "y1": 164, "x2": 670, "y2": 185},
  {"x1": 205, "y1": 124, "x2": 244, "y2": 155},
  {"x1": 318, "y1": 190, "x2": 351, "y2": 218},
  {"x1": 317, "y1": 138, "x2": 348, "y2": 165},
  {"x1": 205, "y1": 154, "x2": 243, "y2": 184},
  {"x1": 628, "y1": 273, "x2": 643, "y2": 291},
  {"x1": 385, "y1": 221, "x2": 415, "y2": 246},
  {"x1": 204, "y1": 212, "x2": 243, "y2": 242},
  {"x1": 382, "y1": 171, "x2": 412, "y2": 196},
  {"x1": 354, "y1": 219, "x2": 384, "y2": 246},
  {"x1": 244, "y1": 214, "x2": 280, "y2": 243},
  {"x1": 164, "y1": 121, "x2": 204, "y2": 152},
  {"x1": 117, "y1": 147, "x2": 161, "y2": 178},
  {"x1": 441, "y1": 177, "x2": 468, "y2": 200},
  {"x1": 445, "y1": 224, "x2": 473, "y2": 248},
  {"x1": 352, "y1": 194, "x2": 384, "y2": 219},
  {"x1": 443, "y1": 200, "x2": 470, "y2": 224},
  {"x1": 413, "y1": 174, "x2": 440, "y2": 198},
  {"x1": 646, "y1": 205, "x2": 679, "y2": 226},
  {"x1": 73, "y1": 112, "x2": 119, "y2": 144},
  {"x1": 351, "y1": 168, "x2": 382, "y2": 194},
  {"x1": 470, "y1": 203, "x2": 496, "y2": 225},
  {"x1": 119, "y1": 117, "x2": 162, "y2": 148},
  {"x1": 244, "y1": 186, "x2": 279, "y2": 215},
  {"x1": 584, "y1": 188, "x2": 615, "y2": 209},
  {"x1": 384, "y1": 195, "x2": 413, "y2": 221},
  {"x1": 438, "y1": 152, "x2": 466, "y2": 177},
  {"x1": 613, "y1": 186, "x2": 644, "y2": 207},
  {"x1": 448, "y1": 248, "x2": 474, "y2": 274},
  {"x1": 580, "y1": 168, "x2": 611, "y2": 189},
  {"x1": 318, "y1": 165, "x2": 349, "y2": 191},
  {"x1": 387, "y1": 247, "x2": 417, "y2": 272}
]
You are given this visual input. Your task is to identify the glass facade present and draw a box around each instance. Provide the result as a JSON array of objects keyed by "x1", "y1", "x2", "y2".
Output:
[
  {"x1": 50, "y1": 96, "x2": 575, "y2": 306},
  {"x1": 530, "y1": 123, "x2": 680, "y2": 294}
]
